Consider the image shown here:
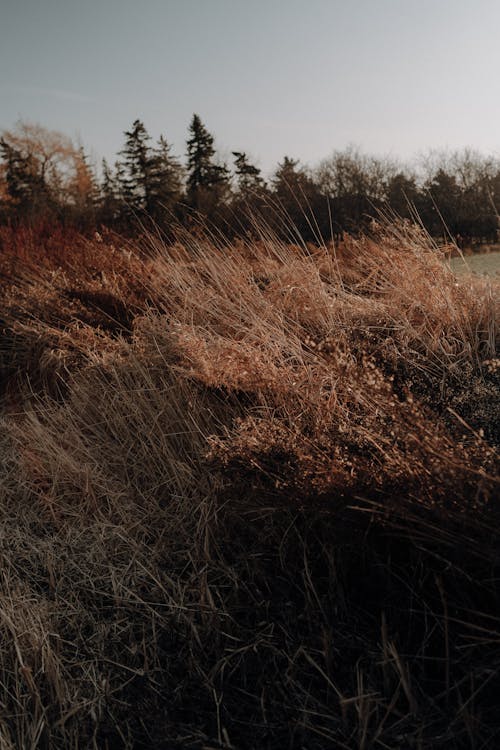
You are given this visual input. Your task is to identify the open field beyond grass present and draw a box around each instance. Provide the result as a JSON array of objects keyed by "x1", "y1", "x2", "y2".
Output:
[
  {"x1": 450, "y1": 250, "x2": 500, "y2": 277},
  {"x1": 0, "y1": 222, "x2": 499, "y2": 748}
]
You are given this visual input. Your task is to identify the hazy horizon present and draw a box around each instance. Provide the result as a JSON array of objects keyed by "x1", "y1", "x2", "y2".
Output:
[{"x1": 2, "y1": 0, "x2": 500, "y2": 173}]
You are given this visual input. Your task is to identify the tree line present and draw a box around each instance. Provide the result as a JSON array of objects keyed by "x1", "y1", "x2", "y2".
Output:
[{"x1": 1, "y1": 116, "x2": 500, "y2": 245}]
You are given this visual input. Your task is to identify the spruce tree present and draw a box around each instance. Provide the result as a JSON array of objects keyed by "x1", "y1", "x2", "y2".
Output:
[
  {"x1": 0, "y1": 138, "x2": 50, "y2": 216},
  {"x1": 148, "y1": 135, "x2": 183, "y2": 220},
  {"x1": 272, "y1": 157, "x2": 324, "y2": 242},
  {"x1": 232, "y1": 151, "x2": 264, "y2": 193},
  {"x1": 116, "y1": 121, "x2": 184, "y2": 227},
  {"x1": 117, "y1": 119, "x2": 153, "y2": 212},
  {"x1": 186, "y1": 114, "x2": 229, "y2": 211},
  {"x1": 99, "y1": 158, "x2": 122, "y2": 224},
  {"x1": 228, "y1": 151, "x2": 270, "y2": 234},
  {"x1": 115, "y1": 157, "x2": 133, "y2": 209}
]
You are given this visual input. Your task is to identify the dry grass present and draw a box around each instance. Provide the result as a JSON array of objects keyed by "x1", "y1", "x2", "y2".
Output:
[{"x1": 0, "y1": 220, "x2": 498, "y2": 748}]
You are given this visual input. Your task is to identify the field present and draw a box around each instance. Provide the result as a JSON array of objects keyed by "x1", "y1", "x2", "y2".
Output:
[
  {"x1": 0, "y1": 221, "x2": 499, "y2": 749},
  {"x1": 450, "y1": 250, "x2": 500, "y2": 277}
]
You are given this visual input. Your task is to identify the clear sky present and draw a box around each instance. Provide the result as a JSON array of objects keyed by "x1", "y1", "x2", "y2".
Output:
[{"x1": 2, "y1": 0, "x2": 500, "y2": 174}]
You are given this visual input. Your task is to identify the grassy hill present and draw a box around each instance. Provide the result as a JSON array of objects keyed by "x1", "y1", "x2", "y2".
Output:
[{"x1": 0, "y1": 221, "x2": 498, "y2": 748}]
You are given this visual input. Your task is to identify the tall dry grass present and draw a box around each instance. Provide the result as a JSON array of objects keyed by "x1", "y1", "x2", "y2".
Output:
[{"x1": 0, "y1": 220, "x2": 498, "y2": 748}]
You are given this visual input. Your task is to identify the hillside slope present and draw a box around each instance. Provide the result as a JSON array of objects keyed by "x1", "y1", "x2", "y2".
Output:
[{"x1": 0, "y1": 222, "x2": 498, "y2": 748}]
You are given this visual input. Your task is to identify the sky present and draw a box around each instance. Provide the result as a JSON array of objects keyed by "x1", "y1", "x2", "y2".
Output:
[{"x1": 2, "y1": 0, "x2": 500, "y2": 175}]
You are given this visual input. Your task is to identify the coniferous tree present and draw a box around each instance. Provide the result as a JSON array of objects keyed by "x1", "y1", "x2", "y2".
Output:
[
  {"x1": 273, "y1": 157, "x2": 307, "y2": 198},
  {"x1": 98, "y1": 158, "x2": 122, "y2": 225},
  {"x1": 272, "y1": 156, "x2": 324, "y2": 241},
  {"x1": 422, "y1": 168, "x2": 461, "y2": 238},
  {"x1": 186, "y1": 114, "x2": 214, "y2": 193},
  {"x1": 116, "y1": 121, "x2": 184, "y2": 229},
  {"x1": 232, "y1": 151, "x2": 265, "y2": 193},
  {"x1": 186, "y1": 114, "x2": 229, "y2": 213},
  {"x1": 0, "y1": 138, "x2": 51, "y2": 217},
  {"x1": 115, "y1": 157, "x2": 134, "y2": 210},
  {"x1": 117, "y1": 119, "x2": 154, "y2": 213},
  {"x1": 148, "y1": 135, "x2": 183, "y2": 222},
  {"x1": 386, "y1": 172, "x2": 421, "y2": 220},
  {"x1": 228, "y1": 151, "x2": 270, "y2": 234}
]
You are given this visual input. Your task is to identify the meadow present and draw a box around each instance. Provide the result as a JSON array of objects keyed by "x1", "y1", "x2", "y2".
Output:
[
  {"x1": 0, "y1": 220, "x2": 498, "y2": 748},
  {"x1": 449, "y1": 249, "x2": 500, "y2": 277}
]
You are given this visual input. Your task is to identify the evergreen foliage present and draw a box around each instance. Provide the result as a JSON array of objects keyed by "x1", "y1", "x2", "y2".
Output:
[
  {"x1": 272, "y1": 156, "x2": 326, "y2": 239},
  {"x1": 232, "y1": 151, "x2": 265, "y2": 192},
  {"x1": 1, "y1": 117, "x2": 500, "y2": 245},
  {"x1": 186, "y1": 114, "x2": 229, "y2": 211},
  {"x1": 99, "y1": 158, "x2": 122, "y2": 225},
  {"x1": 115, "y1": 120, "x2": 184, "y2": 228},
  {"x1": 0, "y1": 138, "x2": 51, "y2": 215},
  {"x1": 117, "y1": 119, "x2": 153, "y2": 213},
  {"x1": 148, "y1": 135, "x2": 183, "y2": 221}
]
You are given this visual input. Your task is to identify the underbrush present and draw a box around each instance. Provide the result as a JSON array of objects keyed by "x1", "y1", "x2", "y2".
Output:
[{"x1": 0, "y1": 221, "x2": 498, "y2": 748}]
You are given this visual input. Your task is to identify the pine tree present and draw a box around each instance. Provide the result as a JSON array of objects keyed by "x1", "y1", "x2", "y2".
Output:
[
  {"x1": 186, "y1": 114, "x2": 214, "y2": 193},
  {"x1": 228, "y1": 151, "x2": 270, "y2": 234},
  {"x1": 115, "y1": 157, "x2": 133, "y2": 208},
  {"x1": 99, "y1": 158, "x2": 122, "y2": 224},
  {"x1": 186, "y1": 114, "x2": 229, "y2": 211},
  {"x1": 0, "y1": 138, "x2": 50, "y2": 216},
  {"x1": 272, "y1": 157, "x2": 324, "y2": 241},
  {"x1": 386, "y1": 172, "x2": 420, "y2": 220},
  {"x1": 272, "y1": 157, "x2": 301, "y2": 197},
  {"x1": 117, "y1": 119, "x2": 153, "y2": 212},
  {"x1": 148, "y1": 135, "x2": 183, "y2": 220},
  {"x1": 116, "y1": 121, "x2": 184, "y2": 228},
  {"x1": 232, "y1": 151, "x2": 265, "y2": 193},
  {"x1": 423, "y1": 168, "x2": 461, "y2": 237}
]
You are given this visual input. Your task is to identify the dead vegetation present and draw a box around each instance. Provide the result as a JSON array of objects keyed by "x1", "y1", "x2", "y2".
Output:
[{"x1": 0, "y1": 220, "x2": 498, "y2": 748}]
